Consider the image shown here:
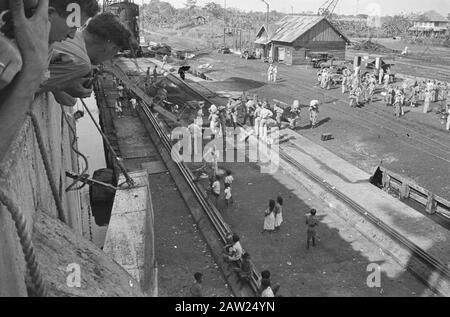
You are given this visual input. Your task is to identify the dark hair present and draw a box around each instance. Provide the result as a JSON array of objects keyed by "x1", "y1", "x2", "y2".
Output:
[
  {"x1": 224, "y1": 183, "x2": 230, "y2": 189},
  {"x1": 261, "y1": 279, "x2": 271, "y2": 289},
  {"x1": 310, "y1": 209, "x2": 317, "y2": 216},
  {"x1": 86, "y1": 12, "x2": 134, "y2": 50},
  {"x1": 50, "y1": 0, "x2": 99, "y2": 18},
  {"x1": 232, "y1": 234, "x2": 240, "y2": 243},
  {"x1": 277, "y1": 196, "x2": 283, "y2": 206},
  {"x1": 194, "y1": 272, "x2": 202, "y2": 281},
  {"x1": 261, "y1": 270, "x2": 271, "y2": 279},
  {"x1": 226, "y1": 170, "x2": 232, "y2": 176},
  {"x1": 269, "y1": 200, "x2": 276, "y2": 211},
  {"x1": 243, "y1": 253, "x2": 250, "y2": 260},
  {"x1": 2, "y1": 1, "x2": 99, "y2": 38}
]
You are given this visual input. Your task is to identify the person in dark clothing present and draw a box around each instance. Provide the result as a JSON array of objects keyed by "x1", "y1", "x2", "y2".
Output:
[
  {"x1": 190, "y1": 272, "x2": 203, "y2": 297},
  {"x1": 233, "y1": 253, "x2": 253, "y2": 289},
  {"x1": 178, "y1": 67, "x2": 186, "y2": 80}
]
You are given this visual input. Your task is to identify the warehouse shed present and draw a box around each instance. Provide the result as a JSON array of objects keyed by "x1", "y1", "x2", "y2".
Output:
[{"x1": 255, "y1": 15, "x2": 350, "y2": 65}]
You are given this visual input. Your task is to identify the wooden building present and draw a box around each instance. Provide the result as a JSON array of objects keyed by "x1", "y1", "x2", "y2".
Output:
[
  {"x1": 409, "y1": 10, "x2": 449, "y2": 37},
  {"x1": 255, "y1": 15, "x2": 350, "y2": 65}
]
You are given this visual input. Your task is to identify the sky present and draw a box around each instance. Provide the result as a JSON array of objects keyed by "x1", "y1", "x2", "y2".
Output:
[{"x1": 140, "y1": 0, "x2": 450, "y2": 16}]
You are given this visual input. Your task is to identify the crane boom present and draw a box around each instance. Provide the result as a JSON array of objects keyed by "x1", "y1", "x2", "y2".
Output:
[{"x1": 317, "y1": 0, "x2": 339, "y2": 17}]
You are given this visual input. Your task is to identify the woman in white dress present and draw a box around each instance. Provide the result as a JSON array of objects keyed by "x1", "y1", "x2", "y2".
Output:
[
  {"x1": 263, "y1": 200, "x2": 276, "y2": 234},
  {"x1": 274, "y1": 196, "x2": 283, "y2": 231}
]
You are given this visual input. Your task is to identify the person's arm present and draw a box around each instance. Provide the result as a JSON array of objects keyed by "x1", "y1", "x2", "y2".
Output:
[
  {"x1": 0, "y1": 35, "x2": 23, "y2": 90},
  {"x1": 0, "y1": 0, "x2": 49, "y2": 156}
]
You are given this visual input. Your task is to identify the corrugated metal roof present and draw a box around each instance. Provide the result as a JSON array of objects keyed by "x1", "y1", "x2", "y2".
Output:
[{"x1": 269, "y1": 15, "x2": 326, "y2": 43}]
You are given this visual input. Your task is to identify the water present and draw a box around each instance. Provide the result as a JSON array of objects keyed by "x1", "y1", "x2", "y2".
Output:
[{"x1": 75, "y1": 93, "x2": 108, "y2": 248}]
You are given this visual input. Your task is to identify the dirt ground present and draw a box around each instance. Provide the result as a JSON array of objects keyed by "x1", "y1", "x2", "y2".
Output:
[
  {"x1": 210, "y1": 161, "x2": 434, "y2": 297},
  {"x1": 166, "y1": 51, "x2": 450, "y2": 201}
]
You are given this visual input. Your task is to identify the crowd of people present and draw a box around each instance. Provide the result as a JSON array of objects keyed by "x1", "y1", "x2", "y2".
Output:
[
  {"x1": 184, "y1": 92, "x2": 323, "y2": 150},
  {"x1": 317, "y1": 63, "x2": 450, "y2": 129}
]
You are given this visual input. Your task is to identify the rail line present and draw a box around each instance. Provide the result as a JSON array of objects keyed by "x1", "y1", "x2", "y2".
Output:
[
  {"x1": 161, "y1": 69, "x2": 450, "y2": 295},
  {"x1": 263, "y1": 75, "x2": 450, "y2": 164},
  {"x1": 170, "y1": 53, "x2": 450, "y2": 163},
  {"x1": 278, "y1": 147, "x2": 450, "y2": 295},
  {"x1": 108, "y1": 64, "x2": 261, "y2": 296}
]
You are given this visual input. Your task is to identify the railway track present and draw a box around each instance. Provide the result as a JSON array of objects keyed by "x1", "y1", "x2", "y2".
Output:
[
  {"x1": 175, "y1": 53, "x2": 450, "y2": 166},
  {"x1": 109, "y1": 64, "x2": 261, "y2": 296},
  {"x1": 160, "y1": 69, "x2": 450, "y2": 296},
  {"x1": 278, "y1": 147, "x2": 450, "y2": 295},
  {"x1": 255, "y1": 77, "x2": 450, "y2": 166}
]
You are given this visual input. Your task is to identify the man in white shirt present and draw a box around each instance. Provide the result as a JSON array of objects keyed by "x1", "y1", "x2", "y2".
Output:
[
  {"x1": 259, "y1": 103, "x2": 273, "y2": 139},
  {"x1": 223, "y1": 234, "x2": 243, "y2": 263}
]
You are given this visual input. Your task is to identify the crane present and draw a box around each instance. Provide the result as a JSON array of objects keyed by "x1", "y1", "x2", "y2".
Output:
[{"x1": 317, "y1": 0, "x2": 339, "y2": 18}]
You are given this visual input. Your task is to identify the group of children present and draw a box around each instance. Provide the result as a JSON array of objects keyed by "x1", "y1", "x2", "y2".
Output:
[
  {"x1": 209, "y1": 170, "x2": 235, "y2": 210},
  {"x1": 262, "y1": 196, "x2": 284, "y2": 234}
]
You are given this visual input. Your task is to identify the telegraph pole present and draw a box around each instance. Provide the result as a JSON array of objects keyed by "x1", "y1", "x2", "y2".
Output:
[
  {"x1": 261, "y1": 0, "x2": 270, "y2": 58},
  {"x1": 223, "y1": 0, "x2": 227, "y2": 47}
]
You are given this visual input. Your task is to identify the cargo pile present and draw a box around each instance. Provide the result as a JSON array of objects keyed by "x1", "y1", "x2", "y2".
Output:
[{"x1": 351, "y1": 40, "x2": 400, "y2": 54}]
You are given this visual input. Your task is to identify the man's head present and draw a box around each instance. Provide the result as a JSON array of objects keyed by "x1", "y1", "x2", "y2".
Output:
[
  {"x1": 84, "y1": 12, "x2": 134, "y2": 64},
  {"x1": 261, "y1": 270, "x2": 271, "y2": 280},
  {"x1": 232, "y1": 234, "x2": 240, "y2": 243},
  {"x1": 261, "y1": 279, "x2": 271, "y2": 289},
  {"x1": 310, "y1": 209, "x2": 317, "y2": 216},
  {"x1": 194, "y1": 272, "x2": 202, "y2": 283},
  {"x1": 49, "y1": 0, "x2": 99, "y2": 43}
]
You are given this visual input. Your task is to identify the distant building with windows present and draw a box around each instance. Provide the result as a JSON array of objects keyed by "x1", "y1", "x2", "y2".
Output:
[{"x1": 409, "y1": 10, "x2": 449, "y2": 36}]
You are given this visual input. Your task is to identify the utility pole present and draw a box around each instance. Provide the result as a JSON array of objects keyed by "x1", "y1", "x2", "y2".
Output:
[
  {"x1": 261, "y1": 0, "x2": 270, "y2": 58},
  {"x1": 224, "y1": 0, "x2": 227, "y2": 47}
]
